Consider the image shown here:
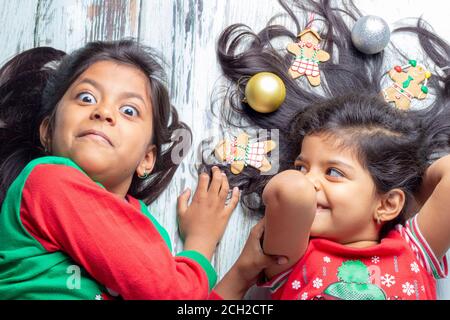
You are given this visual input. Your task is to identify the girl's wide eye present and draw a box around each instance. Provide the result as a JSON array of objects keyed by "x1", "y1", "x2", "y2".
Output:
[
  {"x1": 77, "y1": 92, "x2": 96, "y2": 104},
  {"x1": 327, "y1": 168, "x2": 344, "y2": 178},
  {"x1": 120, "y1": 105, "x2": 139, "y2": 117}
]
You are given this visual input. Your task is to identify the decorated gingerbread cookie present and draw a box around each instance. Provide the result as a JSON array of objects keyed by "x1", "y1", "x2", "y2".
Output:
[
  {"x1": 383, "y1": 60, "x2": 431, "y2": 110},
  {"x1": 287, "y1": 28, "x2": 330, "y2": 86},
  {"x1": 214, "y1": 132, "x2": 276, "y2": 174}
]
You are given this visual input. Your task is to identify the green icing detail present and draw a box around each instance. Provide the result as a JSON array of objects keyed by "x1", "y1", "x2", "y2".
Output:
[
  {"x1": 232, "y1": 143, "x2": 253, "y2": 166},
  {"x1": 402, "y1": 75, "x2": 414, "y2": 89},
  {"x1": 408, "y1": 59, "x2": 417, "y2": 67},
  {"x1": 298, "y1": 47, "x2": 319, "y2": 63},
  {"x1": 421, "y1": 85, "x2": 428, "y2": 94}
]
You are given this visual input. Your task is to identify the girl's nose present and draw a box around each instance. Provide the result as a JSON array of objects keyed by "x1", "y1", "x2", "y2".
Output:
[
  {"x1": 312, "y1": 179, "x2": 321, "y2": 191},
  {"x1": 305, "y1": 172, "x2": 322, "y2": 191},
  {"x1": 91, "y1": 105, "x2": 115, "y2": 125}
]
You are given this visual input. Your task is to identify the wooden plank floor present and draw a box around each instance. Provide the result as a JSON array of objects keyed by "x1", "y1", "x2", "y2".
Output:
[{"x1": 1, "y1": 0, "x2": 449, "y2": 299}]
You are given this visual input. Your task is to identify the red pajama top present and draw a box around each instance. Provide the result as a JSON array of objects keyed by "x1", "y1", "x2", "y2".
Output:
[
  {"x1": 259, "y1": 216, "x2": 448, "y2": 300},
  {"x1": 0, "y1": 156, "x2": 216, "y2": 300}
]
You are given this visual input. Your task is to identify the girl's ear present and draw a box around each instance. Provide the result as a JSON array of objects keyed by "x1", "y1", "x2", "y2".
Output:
[
  {"x1": 374, "y1": 189, "x2": 405, "y2": 223},
  {"x1": 39, "y1": 117, "x2": 51, "y2": 151},
  {"x1": 137, "y1": 144, "x2": 157, "y2": 177}
]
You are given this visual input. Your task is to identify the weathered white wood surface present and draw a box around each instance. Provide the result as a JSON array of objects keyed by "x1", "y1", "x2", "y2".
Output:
[{"x1": 0, "y1": 0, "x2": 448, "y2": 299}]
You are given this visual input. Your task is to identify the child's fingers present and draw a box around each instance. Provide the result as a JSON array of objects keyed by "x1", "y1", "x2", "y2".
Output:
[
  {"x1": 177, "y1": 188, "x2": 191, "y2": 215},
  {"x1": 195, "y1": 172, "x2": 210, "y2": 198},
  {"x1": 208, "y1": 166, "x2": 223, "y2": 196},
  {"x1": 250, "y1": 218, "x2": 265, "y2": 239},
  {"x1": 249, "y1": 218, "x2": 288, "y2": 268},
  {"x1": 219, "y1": 172, "x2": 230, "y2": 201},
  {"x1": 225, "y1": 187, "x2": 240, "y2": 213}
]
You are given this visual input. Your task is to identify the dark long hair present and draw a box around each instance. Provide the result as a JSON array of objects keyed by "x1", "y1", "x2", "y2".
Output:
[
  {"x1": 393, "y1": 20, "x2": 450, "y2": 160},
  {"x1": 212, "y1": 0, "x2": 450, "y2": 230},
  {"x1": 0, "y1": 40, "x2": 191, "y2": 205}
]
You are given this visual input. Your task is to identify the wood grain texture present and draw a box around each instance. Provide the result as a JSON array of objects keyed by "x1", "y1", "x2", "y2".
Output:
[
  {"x1": 34, "y1": 0, "x2": 140, "y2": 51},
  {"x1": 139, "y1": 0, "x2": 298, "y2": 280},
  {"x1": 0, "y1": 0, "x2": 448, "y2": 299},
  {"x1": 0, "y1": 0, "x2": 37, "y2": 65}
]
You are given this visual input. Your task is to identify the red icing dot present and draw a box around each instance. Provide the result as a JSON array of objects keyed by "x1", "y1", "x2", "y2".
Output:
[{"x1": 394, "y1": 66, "x2": 402, "y2": 73}]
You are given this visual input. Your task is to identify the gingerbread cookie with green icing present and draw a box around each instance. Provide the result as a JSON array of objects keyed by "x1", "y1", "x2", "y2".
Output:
[{"x1": 383, "y1": 59, "x2": 431, "y2": 110}]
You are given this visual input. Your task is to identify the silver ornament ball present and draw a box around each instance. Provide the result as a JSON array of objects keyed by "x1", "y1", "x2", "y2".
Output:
[{"x1": 351, "y1": 15, "x2": 390, "y2": 54}]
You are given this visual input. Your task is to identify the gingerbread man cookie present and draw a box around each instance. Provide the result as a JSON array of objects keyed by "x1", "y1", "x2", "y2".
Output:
[
  {"x1": 287, "y1": 28, "x2": 330, "y2": 86},
  {"x1": 214, "y1": 132, "x2": 276, "y2": 175},
  {"x1": 383, "y1": 60, "x2": 431, "y2": 110}
]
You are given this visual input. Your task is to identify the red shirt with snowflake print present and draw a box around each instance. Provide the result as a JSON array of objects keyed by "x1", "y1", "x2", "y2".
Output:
[{"x1": 259, "y1": 215, "x2": 448, "y2": 300}]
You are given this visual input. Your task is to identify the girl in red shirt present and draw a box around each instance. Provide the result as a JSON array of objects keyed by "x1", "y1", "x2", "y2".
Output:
[
  {"x1": 212, "y1": 0, "x2": 450, "y2": 300},
  {"x1": 0, "y1": 40, "x2": 242, "y2": 299}
]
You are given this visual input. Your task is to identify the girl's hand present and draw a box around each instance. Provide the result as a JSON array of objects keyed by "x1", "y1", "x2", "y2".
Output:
[
  {"x1": 177, "y1": 166, "x2": 240, "y2": 260},
  {"x1": 213, "y1": 218, "x2": 287, "y2": 300}
]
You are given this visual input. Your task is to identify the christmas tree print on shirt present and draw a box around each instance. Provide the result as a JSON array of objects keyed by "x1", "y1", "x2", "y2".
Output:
[{"x1": 321, "y1": 260, "x2": 387, "y2": 300}]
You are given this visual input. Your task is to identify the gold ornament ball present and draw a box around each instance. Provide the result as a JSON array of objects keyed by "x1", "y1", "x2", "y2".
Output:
[{"x1": 244, "y1": 72, "x2": 286, "y2": 113}]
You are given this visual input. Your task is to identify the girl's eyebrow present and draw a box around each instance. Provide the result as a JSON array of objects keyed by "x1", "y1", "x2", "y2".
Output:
[
  {"x1": 119, "y1": 92, "x2": 147, "y2": 108},
  {"x1": 77, "y1": 78, "x2": 102, "y2": 90},
  {"x1": 327, "y1": 159, "x2": 355, "y2": 171},
  {"x1": 295, "y1": 155, "x2": 355, "y2": 171}
]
